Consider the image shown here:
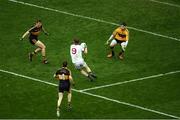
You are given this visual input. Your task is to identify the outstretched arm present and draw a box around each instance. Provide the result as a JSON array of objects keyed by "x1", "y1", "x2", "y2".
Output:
[
  {"x1": 20, "y1": 31, "x2": 29, "y2": 41},
  {"x1": 105, "y1": 34, "x2": 114, "y2": 45},
  {"x1": 20, "y1": 27, "x2": 35, "y2": 40},
  {"x1": 42, "y1": 26, "x2": 49, "y2": 36}
]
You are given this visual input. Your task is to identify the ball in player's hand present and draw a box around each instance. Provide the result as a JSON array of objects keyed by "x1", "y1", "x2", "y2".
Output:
[{"x1": 81, "y1": 42, "x2": 87, "y2": 48}]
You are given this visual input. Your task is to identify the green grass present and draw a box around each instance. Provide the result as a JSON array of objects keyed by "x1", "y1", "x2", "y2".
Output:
[{"x1": 0, "y1": 0, "x2": 180, "y2": 118}]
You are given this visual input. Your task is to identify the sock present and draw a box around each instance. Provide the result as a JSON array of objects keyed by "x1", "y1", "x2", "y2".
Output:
[
  {"x1": 31, "y1": 51, "x2": 36, "y2": 55},
  {"x1": 42, "y1": 56, "x2": 47, "y2": 61},
  {"x1": 110, "y1": 47, "x2": 114, "y2": 56},
  {"x1": 119, "y1": 50, "x2": 124, "y2": 56}
]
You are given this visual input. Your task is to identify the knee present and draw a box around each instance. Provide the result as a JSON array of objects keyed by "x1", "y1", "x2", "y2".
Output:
[
  {"x1": 41, "y1": 45, "x2": 46, "y2": 50},
  {"x1": 110, "y1": 46, "x2": 114, "y2": 49},
  {"x1": 110, "y1": 44, "x2": 115, "y2": 48}
]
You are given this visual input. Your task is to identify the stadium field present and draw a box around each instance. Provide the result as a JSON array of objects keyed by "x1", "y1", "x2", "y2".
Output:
[{"x1": 0, "y1": 0, "x2": 180, "y2": 119}]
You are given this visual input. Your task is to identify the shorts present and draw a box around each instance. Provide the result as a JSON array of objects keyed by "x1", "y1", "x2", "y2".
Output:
[
  {"x1": 74, "y1": 61, "x2": 87, "y2": 70},
  {"x1": 110, "y1": 39, "x2": 128, "y2": 51},
  {"x1": 29, "y1": 35, "x2": 38, "y2": 45},
  {"x1": 58, "y1": 80, "x2": 70, "y2": 93}
]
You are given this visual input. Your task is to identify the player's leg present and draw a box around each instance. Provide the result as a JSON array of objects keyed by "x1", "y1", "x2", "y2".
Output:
[
  {"x1": 75, "y1": 63, "x2": 94, "y2": 81},
  {"x1": 80, "y1": 69, "x2": 89, "y2": 77},
  {"x1": 29, "y1": 39, "x2": 39, "y2": 61},
  {"x1": 57, "y1": 93, "x2": 63, "y2": 110},
  {"x1": 30, "y1": 47, "x2": 41, "y2": 57},
  {"x1": 57, "y1": 92, "x2": 63, "y2": 117},
  {"x1": 34, "y1": 47, "x2": 41, "y2": 53},
  {"x1": 119, "y1": 41, "x2": 128, "y2": 60},
  {"x1": 84, "y1": 63, "x2": 97, "y2": 79},
  {"x1": 84, "y1": 64, "x2": 91, "y2": 73},
  {"x1": 35, "y1": 40, "x2": 48, "y2": 64},
  {"x1": 74, "y1": 63, "x2": 89, "y2": 76},
  {"x1": 67, "y1": 89, "x2": 72, "y2": 110},
  {"x1": 78, "y1": 68, "x2": 93, "y2": 81},
  {"x1": 107, "y1": 39, "x2": 117, "y2": 58}
]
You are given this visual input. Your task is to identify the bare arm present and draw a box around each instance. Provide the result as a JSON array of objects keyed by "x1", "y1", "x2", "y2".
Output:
[
  {"x1": 20, "y1": 27, "x2": 35, "y2": 40},
  {"x1": 84, "y1": 47, "x2": 88, "y2": 54},
  {"x1": 20, "y1": 31, "x2": 29, "y2": 40},
  {"x1": 42, "y1": 26, "x2": 49, "y2": 35},
  {"x1": 105, "y1": 34, "x2": 115, "y2": 45}
]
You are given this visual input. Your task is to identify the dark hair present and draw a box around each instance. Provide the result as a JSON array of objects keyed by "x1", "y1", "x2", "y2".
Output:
[
  {"x1": 36, "y1": 19, "x2": 42, "y2": 23},
  {"x1": 120, "y1": 22, "x2": 127, "y2": 26},
  {"x1": 62, "y1": 61, "x2": 68, "y2": 67},
  {"x1": 73, "y1": 38, "x2": 80, "y2": 45}
]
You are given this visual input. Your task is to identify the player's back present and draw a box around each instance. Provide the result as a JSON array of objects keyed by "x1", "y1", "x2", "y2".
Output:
[{"x1": 70, "y1": 44, "x2": 84, "y2": 64}]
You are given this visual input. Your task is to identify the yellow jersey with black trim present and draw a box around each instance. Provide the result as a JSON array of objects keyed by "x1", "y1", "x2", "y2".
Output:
[{"x1": 113, "y1": 27, "x2": 129, "y2": 41}]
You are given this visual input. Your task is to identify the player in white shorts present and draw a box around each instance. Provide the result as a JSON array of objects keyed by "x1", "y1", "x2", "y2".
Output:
[{"x1": 70, "y1": 38, "x2": 97, "y2": 81}]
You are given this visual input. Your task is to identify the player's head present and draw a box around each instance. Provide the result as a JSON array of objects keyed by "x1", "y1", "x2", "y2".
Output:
[
  {"x1": 120, "y1": 22, "x2": 127, "y2": 30},
  {"x1": 62, "y1": 61, "x2": 68, "y2": 67},
  {"x1": 73, "y1": 38, "x2": 80, "y2": 45},
  {"x1": 35, "y1": 19, "x2": 42, "y2": 28}
]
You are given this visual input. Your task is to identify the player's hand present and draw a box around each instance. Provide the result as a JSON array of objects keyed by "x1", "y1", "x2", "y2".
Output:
[
  {"x1": 71, "y1": 82, "x2": 75, "y2": 87},
  {"x1": 105, "y1": 41, "x2": 109, "y2": 45},
  {"x1": 81, "y1": 43, "x2": 87, "y2": 48},
  {"x1": 45, "y1": 32, "x2": 49, "y2": 36},
  {"x1": 20, "y1": 37, "x2": 24, "y2": 41}
]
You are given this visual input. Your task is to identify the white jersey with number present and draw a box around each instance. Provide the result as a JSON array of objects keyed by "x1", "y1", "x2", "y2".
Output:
[{"x1": 70, "y1": 44, "x2": 85, "y2": 64}]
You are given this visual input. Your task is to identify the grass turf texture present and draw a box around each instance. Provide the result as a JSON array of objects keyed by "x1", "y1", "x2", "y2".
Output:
[{"x1": 0, "y1": 0, "x2": 180, "y2": 118}]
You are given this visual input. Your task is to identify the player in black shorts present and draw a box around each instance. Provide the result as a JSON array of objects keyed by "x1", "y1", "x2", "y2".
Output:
[
  {"x1": 54, "y1": 61, "x2": 74, "y2": 117},
  {"x1": 21, "y1": 20, "x2": 49, "y2": 64}
]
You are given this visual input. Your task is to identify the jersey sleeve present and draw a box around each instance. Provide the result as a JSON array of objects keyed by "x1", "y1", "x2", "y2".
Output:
[
  {"x1": 28, "y1": 26, "x2": 35, "y2": 32},
  {"x1": 81, "y1": 45, "x2": 85, "y2": 52},
  {"x1": 55, "y1": 70, "x2": 60, "y2": 75}
]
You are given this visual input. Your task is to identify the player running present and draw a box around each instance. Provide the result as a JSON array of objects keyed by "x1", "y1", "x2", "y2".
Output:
[
  {"x1": 54, "y1": 61, "x2": 74, "y2": 117},
  {"x1": 70, "y1": 38, "x2": 97, "y2": 81},
  {"x1": 105, "y1": 22, "x2": 129, "y2": 60},
  {"x1": 20, "y1": 20, "x2": 49, "y2": 64}
]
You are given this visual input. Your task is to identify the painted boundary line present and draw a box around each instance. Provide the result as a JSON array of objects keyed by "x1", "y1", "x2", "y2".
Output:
[
  {"x1": 0, "y1": 69, "x2": 179, "y2": 119},
  {"x1": 149, "y1": 0, "x2": 180, "y2": 8},
  {"x1": 82, "y1": 91, "x2": 180, "y2": 119},
  {"x1": 0, "y1": 69, "x2": 180, "y2": 119},
  {"x1": 80, "y1": 70, "x2": 180, "y2": 92},
  {"x1": 8, "y1": 0, "x2": 180, "y2": 42}
]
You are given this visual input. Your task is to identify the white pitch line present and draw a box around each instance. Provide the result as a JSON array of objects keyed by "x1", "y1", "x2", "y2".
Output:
[
  {"x1": 81, "y1": 91, "x2": 180, "y2": 119},
  {"x1": 0, "y1": 69, "x2": 58, "y2": 87},
  {"x1": 149, "y1": 0, "x2": 180, "y2": 8},
  {"x1": 8, "y1": 0, "x2": 180, "y2": 42},
  {"x1": 0, "y1": 68, "x2": 179, "y2": 119},
  {"x1": 80, "y1": 70, "x2": 180, "y2": 92}
]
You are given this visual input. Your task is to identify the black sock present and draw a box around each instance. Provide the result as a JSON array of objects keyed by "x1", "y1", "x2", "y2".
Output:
[
  {"x1": 32, "y1": 51, "x2": 37, "y2": 55},
  {"x1": 119, "y1": 50, "x2": 124, "y2": 56},
  {"x1": 110, "y1": 47, "x2": 115, "y2": 56}
]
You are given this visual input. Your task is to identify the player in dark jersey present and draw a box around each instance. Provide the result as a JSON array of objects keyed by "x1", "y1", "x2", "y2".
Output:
[
  {"x1": 21, "y1": 20, "x2": 49, "y2": 64},
  {"x1": 54, "y1": 61, "x2": 74, "y2": 117}
]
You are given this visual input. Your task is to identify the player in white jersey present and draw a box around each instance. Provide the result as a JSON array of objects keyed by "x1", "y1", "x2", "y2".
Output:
[{"x1": 70, "y1": 38, "x2": 97, "y2": 81}]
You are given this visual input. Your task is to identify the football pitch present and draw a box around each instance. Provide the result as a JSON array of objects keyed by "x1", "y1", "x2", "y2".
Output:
[{"x1": 0, "y1": 0, "x2": 180, "y2": 119}]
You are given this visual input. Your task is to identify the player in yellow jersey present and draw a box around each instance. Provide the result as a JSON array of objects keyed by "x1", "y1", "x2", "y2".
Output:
[{"x1": 105, "y1": 22, "x2": 129, "y2": 60}]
